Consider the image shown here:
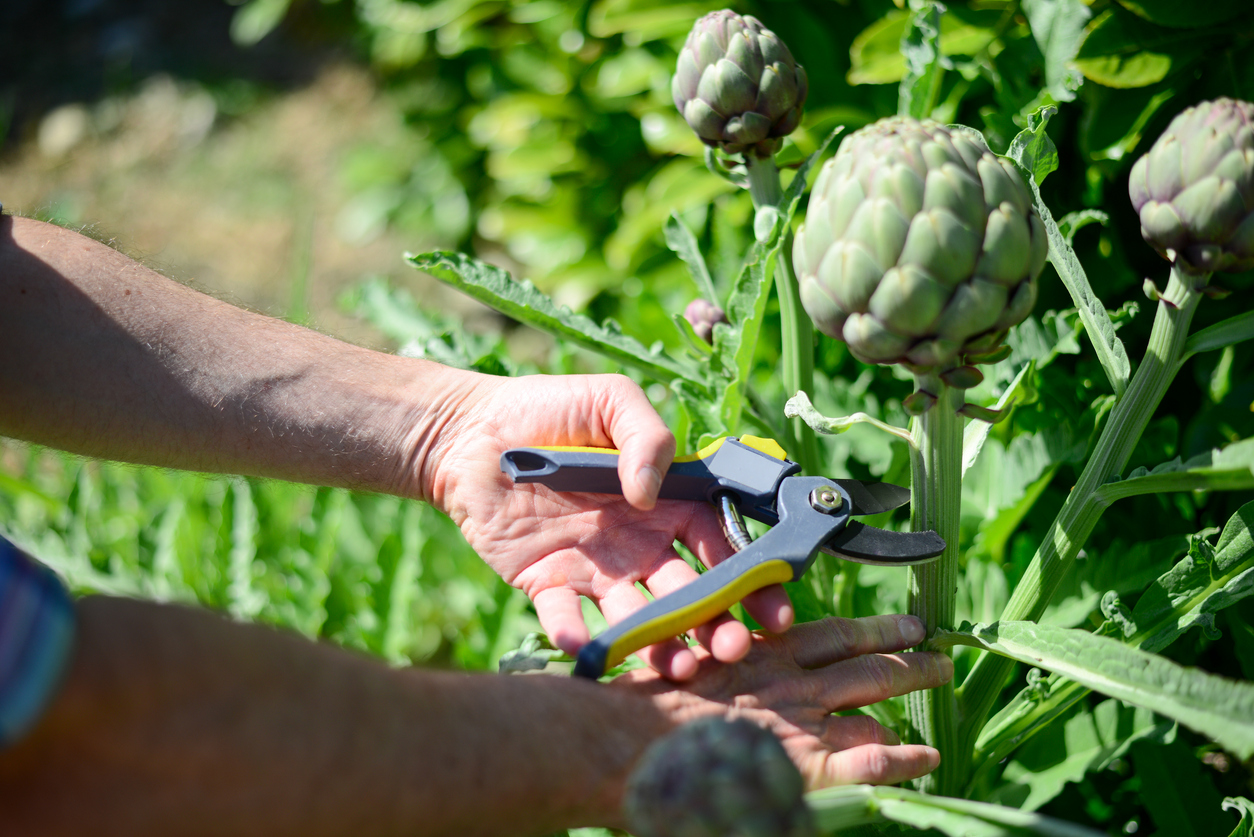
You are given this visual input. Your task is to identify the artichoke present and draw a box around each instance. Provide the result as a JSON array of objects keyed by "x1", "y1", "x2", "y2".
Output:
[
  {"x1": 672, "y1": 10, "x2": 807, "y2": 158},
  {"x1": 684, "y1": 298, "x2": 728, "y2": 343},
  {"x1": 793, "y1": 117, "x2": 1047, "y2": 371},
  {"x1": 1129, "y1": 97, "x2": 1254, "y2": 276},
  {"x1": 624, "y1": 718, "x2": 814, "y2": 837}
]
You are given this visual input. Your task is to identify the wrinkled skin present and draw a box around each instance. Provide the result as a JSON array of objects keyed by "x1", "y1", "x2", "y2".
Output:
[
  {"x1": 424, "y1": 372, "x2": 795, "y2": 681},
  {"x1": 615, "y1": 613, "x2": 952, "y2": 788}
]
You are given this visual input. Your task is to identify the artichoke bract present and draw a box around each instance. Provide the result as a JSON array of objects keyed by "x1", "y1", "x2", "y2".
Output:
[
  {"x1": 672, "y1": 10, "x2": 807, "y2": 158},
  {"x1": 1129, "y1": 97, "x2": 1254, "y2": 276},
  {"x1": 793, "y1": 117, "x2": 1047, "y2": 371}
]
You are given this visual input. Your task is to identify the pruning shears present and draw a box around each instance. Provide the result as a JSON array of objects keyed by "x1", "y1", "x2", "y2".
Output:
[{"x1": 500, "y1": 435, "x2": 945, "y2": 679}]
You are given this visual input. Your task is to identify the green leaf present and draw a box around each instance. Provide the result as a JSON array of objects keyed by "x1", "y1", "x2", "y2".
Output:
[
  {"x1": 934, "y1": 620, "x2": 1254, "y2": 758},
  {"x1": 1116, "y1": 0, "x2": 1251, "y2": 30},
  {"x1": 963, "y1": 362, "x2": 1034, "y2": 477},
  {"x1": 230, "y1": 0, "x2": 292, "y2": 47},
  {"x1": 1056, "y1": 209, "x2": 1108, "y2": 246},
  {"x1": 1022, "y1": 0, "x2": 1091, "y2": 103},
  {"x1": 1184, "y1": 310, "x2": 1254, "y2": 359},
  {"x1": 1074, "y1": 8, "x2": 1215, "y2": 88},
  {"x1": 1006, "y1": 108, "x2": 1131, "y2": 398},
  {"x1": 1131, "y1": 501, "x2": 1254, "y2": 652},
  {"x1": 498, "y1": 631, "x2": 569, "y2": 674},
  {"x1": 899, "y1": 0, "x2": 946, "y2": 120},
  {"x1": 1094, "y1": 438, "x2": 1254, "y2": 505},
  {"x1": 664, "y1": 212, "x2": 718, "y2": 304},
  {"x1": 848, "y1": 8, "x2": 1001, "y2": 86},
  {"x1": 992, "y1": 698, "x2": 1172, "y2": 812},
  {"x1": 1007, "y1": 105, "x2": 1060, "y2": 187},
  {"x1": 807, "y1": 784, "x2": 1105, "y2": 836},
  {"x1": 1225, "y1": 797, "x2": 1254, "y2": 837},
  {"x1": 407, "y1": 251, "x2": 704, "y2": 389},
  {"x1": 1132, "y1": 737, "x2": 1231, "y2": 837},
  {"x1": 785, "y1": 391, "x2": 915, "y2": 446}
]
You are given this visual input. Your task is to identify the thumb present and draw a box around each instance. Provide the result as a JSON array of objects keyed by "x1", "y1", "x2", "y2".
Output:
[{"x1": 600, "y1": 377, "x2": 674, "y2": 510}]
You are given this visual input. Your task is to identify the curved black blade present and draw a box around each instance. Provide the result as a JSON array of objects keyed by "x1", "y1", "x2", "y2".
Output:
[
  {"x1": 833, "y1": 479, "x2": 911, "y2": 517},
  {"x1": 820, "y1": 521, "x2": 944, "y2": 566}
]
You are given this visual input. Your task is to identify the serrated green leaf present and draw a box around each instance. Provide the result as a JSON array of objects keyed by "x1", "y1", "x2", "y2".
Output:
[
  {"x1": 664, "y1": 212, "x2": 718, "y2": 304},
  {"x1": 407, "y1": 251, "x2": 704, "y2": 389},
  {"x1": 1225, "y1": 797, "x2": 1254, "y2": 837},
  {"x1": 1006, "y1": 108, "x2": 1130, "y2": 398},
  {"x1": 1007, "y1": 105, "x2": 1060, "y2": 187},
  {"x1": 1095, "y1": 438, "x2": 1254, "y2": 505},
  {"x1": 808, "y1": 784, "x2": 1105, "y2": 836},
  {"x1": 899, "y1": 0, "x2": 946, "y2": 120},
  {"x1": 1022, "y1": 0, "x2": 1091, "y2": 102},
  {"x1": 848, "y1": 8, "x2": 1001, "y2": 86},
  {"x1": 935, "y1": 620, "x2": 1254, "y2": 758},
  {"x1": 1056, "y1": 209, "x2": 1108, "y2": 246}
]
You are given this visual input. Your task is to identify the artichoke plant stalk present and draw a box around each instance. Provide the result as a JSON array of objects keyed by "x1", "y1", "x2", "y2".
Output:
[{"x1": 905, "y1": 379, "x2": 963, "y2": 795}]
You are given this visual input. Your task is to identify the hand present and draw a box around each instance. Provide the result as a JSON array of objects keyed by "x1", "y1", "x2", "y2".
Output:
[
  {"x1": 617, "y1": 613, "x2": 953, "y2": 788},
  {"x1": 423, "y1": 371, "x2": 795, "y2": 680}
]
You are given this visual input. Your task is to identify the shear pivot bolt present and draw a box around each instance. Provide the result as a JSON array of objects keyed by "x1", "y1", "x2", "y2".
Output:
[{"x1": 809, "y1": 486, "x2": 843, "y2": 514}]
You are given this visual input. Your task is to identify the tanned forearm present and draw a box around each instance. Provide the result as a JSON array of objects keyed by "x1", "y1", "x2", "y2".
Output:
[
  {"x1": 0, "y1": 597, "x2": 670, "y2": 836},
  {"x1": 0, "y1": 215, "x2": 466, "y2": 499}
]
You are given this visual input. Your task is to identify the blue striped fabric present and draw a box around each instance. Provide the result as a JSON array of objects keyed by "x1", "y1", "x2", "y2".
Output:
[{"x1": 0, "y1": 536, "x2": 76, "y2": 748}]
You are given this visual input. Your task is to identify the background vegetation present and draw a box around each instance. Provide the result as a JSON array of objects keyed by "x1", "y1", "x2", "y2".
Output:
[{"x1": 2, "y1": 0, "x2": 1254, "y2": 834}]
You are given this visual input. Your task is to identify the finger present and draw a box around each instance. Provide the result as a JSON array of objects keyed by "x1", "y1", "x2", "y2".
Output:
[
  {"x1": 819, "y1": 714, "x2": 901, "y2": 750},
  {"x1": 815, "y1": 651, "x2": 954, "y2": 712},
  {"x1": 819, "y1": 743, "x2": 940, "y2": 787},
  {"x1": 777, "y1": 615, "x2": 928, "y2": 669},
  {"x1": 599, "y1": 376, "x2": 675, "y2": 511},
  {"x1": 597, "y1": 581, "x2": 698, "y2": 680},
  {"x1": 740, "y1": 584, "x2": 794, "y2": 634},
  {"x1": 532, "y1": 587, "x2": 590, "y2": 656},
  {"x1": 642, "y1": 551, "x2": 752, "y2": 664}
]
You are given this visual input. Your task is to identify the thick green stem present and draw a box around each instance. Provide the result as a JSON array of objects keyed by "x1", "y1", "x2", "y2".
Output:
[
  {"x1": 744, "y1": 155, "x2": 822, "y2": 476},
  {"x1": 954, "y1": 264, "x2": 1205, "y2": 789},
  {"x1": 905, "y1": 377, "x2": 964, "y2": 795}
]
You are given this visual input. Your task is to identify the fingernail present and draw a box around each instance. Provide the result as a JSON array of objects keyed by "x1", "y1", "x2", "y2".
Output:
[
  {"x1": 927, "y1": 747, "x2": 941, "y2": 769},
  {"x1": 899, "y1": 616, "x2": 925, "y2": 646},
  {"x1": 637, "y1": 464, "x2": 662, "y2": 502}
]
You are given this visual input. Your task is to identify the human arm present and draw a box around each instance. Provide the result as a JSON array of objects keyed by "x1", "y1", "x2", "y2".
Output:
[
  {"x1": 0, "y1": 215, "x2": 789, "y2": 677},
  {"x1": 0, "y1": 596, "x2": 950, "y2": 837}
]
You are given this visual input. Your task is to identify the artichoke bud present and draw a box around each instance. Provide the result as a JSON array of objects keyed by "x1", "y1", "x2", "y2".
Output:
[
  {"x1": 794, "y1": 116, "x2": 1046, "y2": 373},
  {"x1": 673, "y1": 10, "x2": 807, "y2": 158},
  {"x1": 684, "y1": 298, "x2": 729, "y2": 344},
  {"x1": 624, "y1": 718, "x2": 815, "y2": 837},
  {"x1": 1129, "y1": 97, "x2": 1254, "y2": 277}
]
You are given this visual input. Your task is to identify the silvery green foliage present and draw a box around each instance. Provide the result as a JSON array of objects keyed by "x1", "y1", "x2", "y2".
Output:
[
  {"x1": 793, "y1": 117, "x2": 1048, "y2": 372},
  {"x1": 672, "y1": 10, "x2": 808, "y2": 158},
  {"x1": 624, "y1": 718, "x2": 814, "y2": 837},
  {"x1": 1129, "y1": 97, "x2": 1254, "y2": 276}
]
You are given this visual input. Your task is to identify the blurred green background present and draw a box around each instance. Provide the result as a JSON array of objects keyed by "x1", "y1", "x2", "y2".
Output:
[{"x1": 3, "y1": 1, "x2": 1254, "y2": 832}]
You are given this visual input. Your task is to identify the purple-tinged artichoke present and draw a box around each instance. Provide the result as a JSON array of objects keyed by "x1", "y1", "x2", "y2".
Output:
[
  {"x1": 684, "y1": 298, "x2": 728, "y2": 343},
  {"x1": 672, "y1": 10, "x2": 807, "y2": 158},
  {"x1": 1129, "y1": 97, "x2": 1254, "y2": 276},
  {"x1": 624, "y1": 718, "x2": 814, "y2": 837},
  {"x1": 793, "y1": 117, "x2": 1047, "y2": 371}
]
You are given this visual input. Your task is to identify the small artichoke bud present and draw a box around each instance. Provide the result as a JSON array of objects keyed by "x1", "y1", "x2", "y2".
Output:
[
  {"x1": 672, "y1": 10, "x2": 808, "y2": 158},
  {"x1": 624, "y1": 717, "x2": 815, "y2": 837},
  {"x1": 684, "y1": 298, "x2": 728, "y2": 343},
  {"x1": 793, "y1": 117, "x2": 1046, "y2": 374},
  {"x1": 1129, "y1": 97, "x2": 1254, "y2": 277}
]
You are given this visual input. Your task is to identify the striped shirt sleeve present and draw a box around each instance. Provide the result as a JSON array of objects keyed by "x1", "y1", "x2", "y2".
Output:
[{"x1": 0, "y1": 536, "x2": 76, "y2": 748}]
